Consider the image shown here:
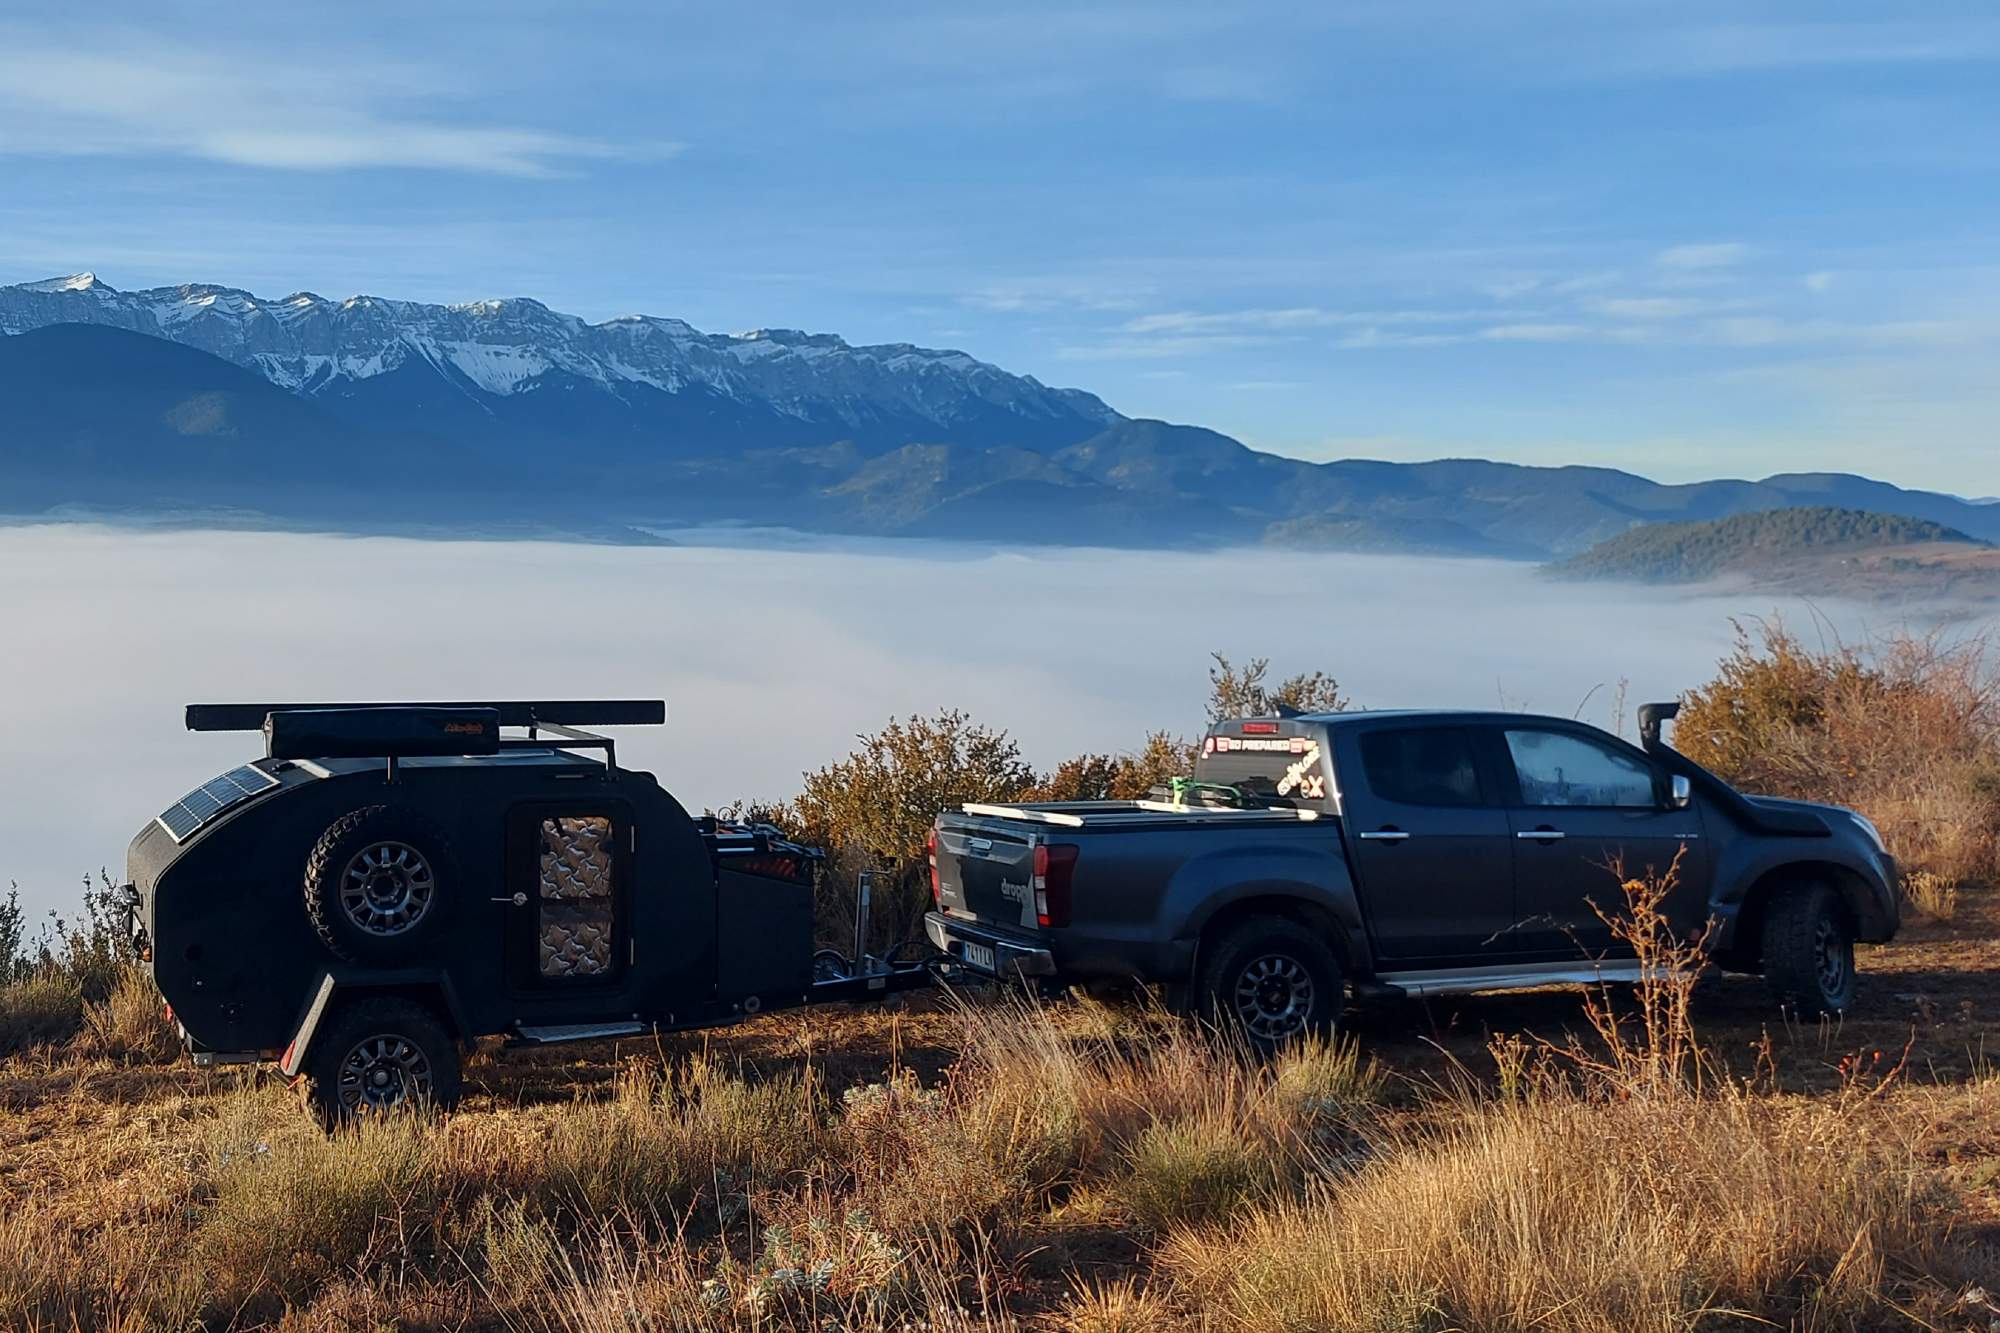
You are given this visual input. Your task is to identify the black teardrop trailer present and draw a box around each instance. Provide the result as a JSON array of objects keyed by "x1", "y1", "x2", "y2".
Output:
[{"x1": 121, "y1": 700, "x2": 936, "y2": 1122}]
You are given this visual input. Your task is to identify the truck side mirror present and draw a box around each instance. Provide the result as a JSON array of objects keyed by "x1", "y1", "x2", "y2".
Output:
[{"x1": 1669, "y1": 774, "x2": 1692, "y2": 809}]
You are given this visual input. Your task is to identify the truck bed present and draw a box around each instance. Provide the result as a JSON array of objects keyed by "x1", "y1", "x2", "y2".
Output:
[
  {"x1": 958, "y1": 800, "x2": 1322, "y2": 828},
  {"x1": 930, "y1": 798, "x2": 1347, "y2": 980}
]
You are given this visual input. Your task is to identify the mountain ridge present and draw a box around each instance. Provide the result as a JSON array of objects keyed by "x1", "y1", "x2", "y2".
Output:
[
  {"x1": 5, "y1": 272, "x2": 2000, "y2": 566},
  {"x1": 0, "y1": 272, "x2": 1121, "y2": 458}
]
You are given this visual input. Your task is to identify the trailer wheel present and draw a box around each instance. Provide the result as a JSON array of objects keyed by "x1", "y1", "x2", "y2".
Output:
[
  {"x1": 1761, "y1": 881, "x2": 1856, "y2": 1018},
  {"x1": 1197, "y1": 917, "x2": 1342, "y2": 1049},
  {"x1": 304, "y1": 997, "x2": 461, "y2": 1126},
  {"x1": 305, "y1": 805, "x2": 456, "y2": 963}
]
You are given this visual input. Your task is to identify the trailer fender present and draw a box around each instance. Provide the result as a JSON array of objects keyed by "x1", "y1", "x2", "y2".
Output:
[{"x1": 278, "y1": 968, "x2": 470, "y2": 1077}]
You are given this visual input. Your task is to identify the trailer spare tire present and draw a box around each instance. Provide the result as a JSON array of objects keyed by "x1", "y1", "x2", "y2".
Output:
[{"x1": 304, "y1": 805, "x2": 456, "y2": 962}]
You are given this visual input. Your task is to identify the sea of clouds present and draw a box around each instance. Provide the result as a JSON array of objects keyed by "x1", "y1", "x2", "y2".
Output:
[{"x1": 0, "y1": 523, "x2": 1895, "y2": 918}]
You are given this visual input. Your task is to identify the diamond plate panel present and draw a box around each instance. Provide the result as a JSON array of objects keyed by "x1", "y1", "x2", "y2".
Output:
[{"x1": 538, "y1": 816, "x2": 614, "y2": 978}]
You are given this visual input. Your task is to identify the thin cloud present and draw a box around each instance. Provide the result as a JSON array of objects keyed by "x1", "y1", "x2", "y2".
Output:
[
  {"x1": 1058, "y1": 333, "x2": 1285, "y2": 360},
  {"x1": 0, "y1": 40, "x2": 653, "y2": 176},
  {"x1": 962, "y1": 281, "x2": 1150, "y2": 314},
  {"x1": 1123, "y1": 306, "x2": 1494, "y2": 335},
  {"x1": 1589, "y1": 296, "x2": 1713, "y2": 319},
  {"x1": 1335, "y1": 328, "x2": 1465, "y2": 350},
  {"x1": 1655, "y1": 243, "x2": 1750, "y2": 271},
  {"x1": 1479, "y1": 323, "x2": 1591, "y2": 342},
  {"x1": 1603, "y1": 20, "x2": 2000, "y2": 78},
  {"x1": 1123, "y1": 307, "x2": 1341, "y2": 334}
]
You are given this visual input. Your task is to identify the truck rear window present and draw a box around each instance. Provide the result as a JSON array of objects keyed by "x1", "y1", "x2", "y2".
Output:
[{"x1": 1193, "y1": 735, "x2": 1326, "y2": 806}]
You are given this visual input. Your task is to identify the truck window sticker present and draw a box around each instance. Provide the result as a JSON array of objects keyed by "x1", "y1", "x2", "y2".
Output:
[{"x1": 1275, "y1": 743, "x2": 1324, "y2": 798}]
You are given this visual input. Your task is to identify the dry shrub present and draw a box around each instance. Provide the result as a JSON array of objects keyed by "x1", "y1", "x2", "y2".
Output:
[
  {"x1": 931, "y1": 999, "x2": 1376, "y2": 1232},
  {"x1": 836, "y1": 1070, "x2": 1027, "y2": 1234},
  {"x1": 1900, "y1": 868, "x2": 1959, "y2": 920},
  {"x1": 1113, "y1": 1114, "x2": 1278, "y2": 1231},
  {"x1": 786, "y1": 709, "x2": 1038, "y2": 944},
  {"x1": 0, "y1": 1211, "x2": 203, "y2": 1332},
  {"x1": 1162, "y1": 1086, "x2": 1955, "y2": 1333},
  {"x1": 1677, "y1": 622, "x2": 2000, "y2": 886},
  {"x1": 0, "y1": 974, "x2": 84, "y2": 1056},
  {"x1": 79, "y1": 964, "x2": 179, "y2": 1062},
  {"x1": 1055, "y1": 1275, "x2": 1185, "y2": 1333},
  {"x1": 1269, "y1": 1035, "x2": 1385, "y2": 1118},
  {"x1": 532, "y1": 1058, "x2": 822, "y2": 1228},
  {"x1": 196, "y1": 1091, "x2": 459, "y2": 1304},
  {"x1": 1556, "y1": 851, "x2": 1714, "y2": 1100},
  {"x1": 484, "y1": 1205, "x2": 1004, "y2": 1332}
]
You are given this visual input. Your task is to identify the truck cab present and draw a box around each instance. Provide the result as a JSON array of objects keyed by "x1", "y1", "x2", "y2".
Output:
[{"x1": 927, "y1": 707, "x2": 1901, "y2": 1042}]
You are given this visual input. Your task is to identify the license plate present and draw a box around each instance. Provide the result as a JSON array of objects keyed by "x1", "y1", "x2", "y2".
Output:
[{"x1": 961, "y1": 941, "x2": 997, "y2": 973}]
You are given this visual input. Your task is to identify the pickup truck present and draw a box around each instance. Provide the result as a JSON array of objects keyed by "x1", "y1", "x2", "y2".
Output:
[{"x1": 924, "y1": 704, "x2": 1900, "y2": 1042}]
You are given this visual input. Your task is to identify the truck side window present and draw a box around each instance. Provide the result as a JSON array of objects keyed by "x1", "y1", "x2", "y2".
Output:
[
  {"x1": 1358, "y1": 728, "x2": 1485, "y2": 806},
  {"x1": 1504, "y1": 729, "x2": 1656, "y2": 808}
]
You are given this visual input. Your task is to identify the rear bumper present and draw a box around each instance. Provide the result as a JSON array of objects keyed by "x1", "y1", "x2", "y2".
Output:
[{"x1": 924, "y1": 912, "x2": 1056, "y2": 979}]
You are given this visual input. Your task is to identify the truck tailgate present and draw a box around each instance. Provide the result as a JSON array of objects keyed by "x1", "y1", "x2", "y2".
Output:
[{"x1": 933, "y1": 817, "x2": 1037, "y2": 931}]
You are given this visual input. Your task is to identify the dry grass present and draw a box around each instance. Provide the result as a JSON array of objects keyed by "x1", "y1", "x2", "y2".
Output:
[
  {"x1": 0, "y1": 869, "x2": 1994, "y2": 1329},
  {"x1": 0, "y1": 984, "x2": 1989, "y2": 1331},
  {"x1": 1161, "y1": 1087, "x2": 1958, "y2": 1333},
  {"x1": 78, "y1": 964, "x2": 179, "y2": 1062},
  {"x1": 1903, "y1": 867, "x2": 1961, "y2": 920},
  {"x1": 0, "y1": 974, "x2": 82, "y2": 1056}
]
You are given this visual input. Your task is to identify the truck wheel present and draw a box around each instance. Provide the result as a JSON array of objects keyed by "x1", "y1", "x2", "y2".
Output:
[
  {"x1": 305, "y1": 997, "x2": 461, "y2": 1126},
  {"x1": 1761, "y1": 882, "x2": 1856, "y2": 1018},
  {"x1": 304, "y1": 806, "x2": 456, "y2": 963},
  {"x1": 1198, "y1": 918, "x2": 1343, "y2": 1048}
]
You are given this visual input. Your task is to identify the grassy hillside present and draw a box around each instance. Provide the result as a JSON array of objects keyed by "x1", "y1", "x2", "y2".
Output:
[
  {"x1": 3, "y1": 909, "x2": 1996, "y2": 1328},
  {"x1": 1552, "y1": 506, "x2": 1992, "y2": 584},
  {"x1": 4, "y1": 634, "x2": 1998, "y2": 1328}
]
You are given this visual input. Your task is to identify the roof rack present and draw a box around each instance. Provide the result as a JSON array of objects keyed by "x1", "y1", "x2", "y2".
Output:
[
  {"x1": 187, "y1": 700, "x2": 665, "y2": 780},
  {"x1": 185, "y1": 700, "x2": 665, "y2": 732}
]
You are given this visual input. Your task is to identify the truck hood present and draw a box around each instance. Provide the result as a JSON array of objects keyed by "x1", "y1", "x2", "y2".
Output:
[{"x1": 1743, "y1": 794, "x2": 1856, "y2": 825}]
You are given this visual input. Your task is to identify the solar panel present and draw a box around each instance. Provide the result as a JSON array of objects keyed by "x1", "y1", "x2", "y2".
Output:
[{"x1": 156, "y1": 765, "x2": 279, "y2": 843}]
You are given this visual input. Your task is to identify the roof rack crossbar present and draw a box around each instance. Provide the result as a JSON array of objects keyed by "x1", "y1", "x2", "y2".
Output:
[{"x1": 186, "y1": 700, "x2": 665, "y2": 732}]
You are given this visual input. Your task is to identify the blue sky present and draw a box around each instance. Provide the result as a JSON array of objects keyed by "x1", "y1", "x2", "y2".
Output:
[{"x1": 3, "y1": 1, "x2": 1997, "y2": 493}]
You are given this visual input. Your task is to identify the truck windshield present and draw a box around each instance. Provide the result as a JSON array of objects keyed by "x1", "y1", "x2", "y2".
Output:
[{"x1": 1190, "y1": 737, "x2": 1326, "y2": 808}]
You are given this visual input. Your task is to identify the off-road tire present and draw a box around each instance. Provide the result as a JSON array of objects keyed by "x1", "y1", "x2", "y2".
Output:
[
  {"x1": 1761, "y1": 881, "x2": 1856, "y2": 1018},
  {"x1": 1196, "y1": 917, "x2": 1343, "y2": 1050},
  {"x1": 304, "y1": 996, "x2": 461, "y2": 1127},
  {"x1": 304, "y1": 805, "x2": 456, "y2": 963}
]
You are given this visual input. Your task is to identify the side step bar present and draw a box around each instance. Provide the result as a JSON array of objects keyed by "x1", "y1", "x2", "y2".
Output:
[
  {"x1": 1372, "y1": 959, "x2": 1701, "y2": 999},
  {"x1": 514, "y1": 1021, "x2": 650, "y2": 1044}
]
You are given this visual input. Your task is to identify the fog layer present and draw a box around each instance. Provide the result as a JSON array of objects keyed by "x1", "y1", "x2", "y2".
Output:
[{"x1": 0, "y1": 524, "x2": 1874, "y2": 916}]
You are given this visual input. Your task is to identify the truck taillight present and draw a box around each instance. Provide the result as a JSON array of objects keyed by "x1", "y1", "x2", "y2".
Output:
[
  {"x1": 927, "y1": 826, "x2": 940, "y2": 907},
  {"x1": 1033, "y1": 843, "x2": 1078, "y2": 928}
]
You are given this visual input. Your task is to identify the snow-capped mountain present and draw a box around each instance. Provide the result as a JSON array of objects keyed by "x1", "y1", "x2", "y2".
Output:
[{"x1": 0, "y1": 273, "x2": 1121, "y2": 454}]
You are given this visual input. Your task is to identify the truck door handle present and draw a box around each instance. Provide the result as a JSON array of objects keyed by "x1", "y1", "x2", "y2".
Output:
[
  {"x1": 1358, "y1": 829, "x2": 1411, "y2": 842},
  {"x1": 1517, "y1": 828, "x2": 1566, "y2": 842},
  {"x1": 491, "y1": 892, "x2": 529, "y2": 906}
]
